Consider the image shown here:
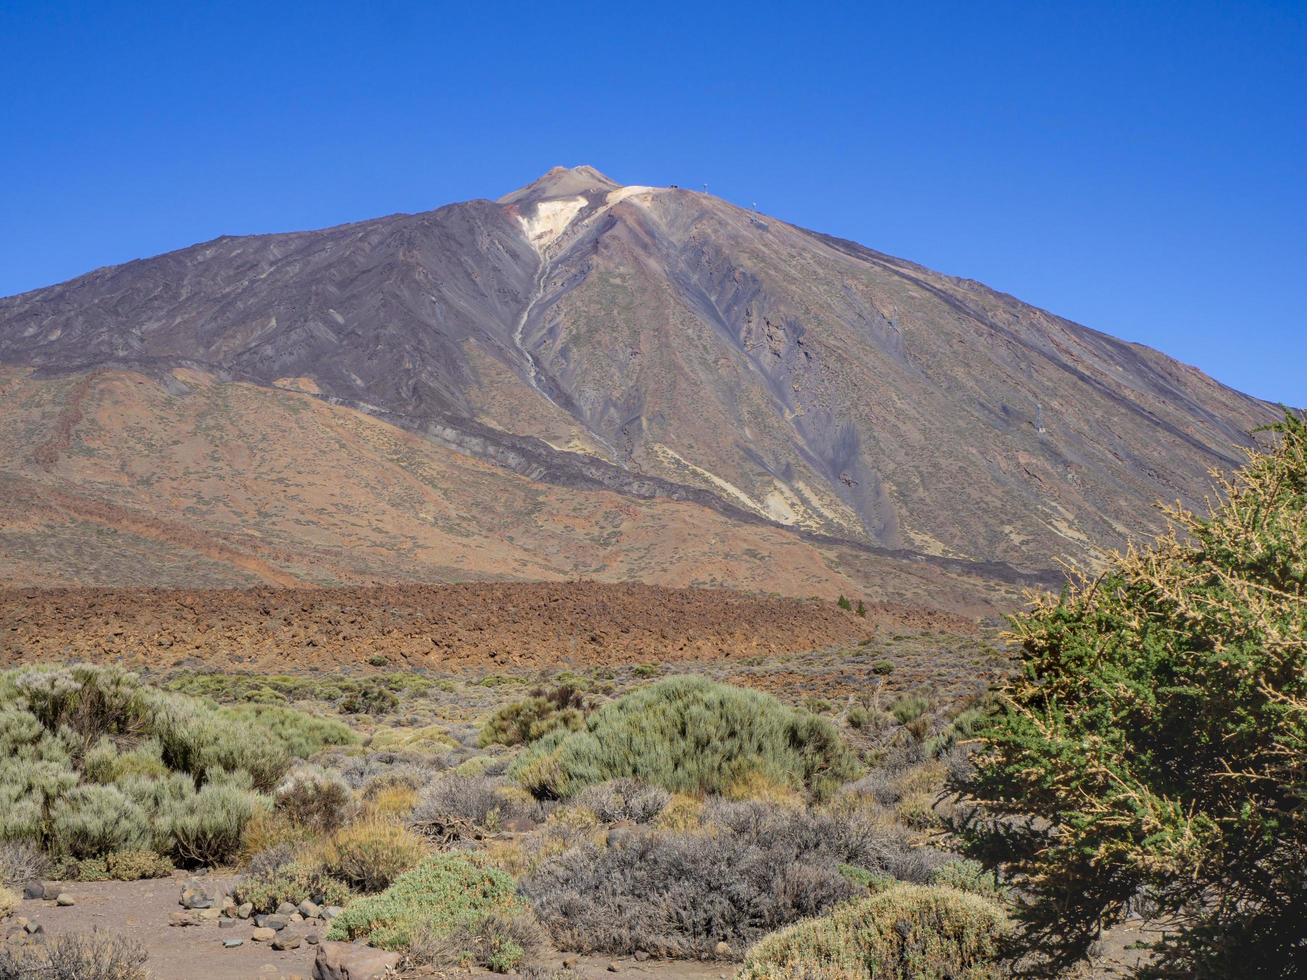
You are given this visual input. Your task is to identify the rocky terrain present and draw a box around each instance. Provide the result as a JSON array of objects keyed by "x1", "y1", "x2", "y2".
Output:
[
  {"x1": 0, "y1": 166, "x2": 1279, "y2": 595},
  {"x1": 0, "y1": 581, "x2": 976, "y2": 673}
]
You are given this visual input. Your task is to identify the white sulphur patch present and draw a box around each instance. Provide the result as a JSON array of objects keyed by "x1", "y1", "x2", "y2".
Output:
[{"x1": 519, "y1": 196, "x2": 587, "y2": 252}]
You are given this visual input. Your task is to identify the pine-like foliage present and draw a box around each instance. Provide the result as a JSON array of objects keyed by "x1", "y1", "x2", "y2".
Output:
[{"x1": 958, "y1": 414, "x2": 1307, "y2": 977}]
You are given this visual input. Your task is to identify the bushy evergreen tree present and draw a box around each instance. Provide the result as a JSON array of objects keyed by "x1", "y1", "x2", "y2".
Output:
[{"x1": 958, "y1": 414, "x2": 1306, "y2": 977}]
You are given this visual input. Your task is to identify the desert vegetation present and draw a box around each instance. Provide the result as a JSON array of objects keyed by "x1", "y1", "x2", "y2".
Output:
[{"x1": 8, "y1": 414, "x2": 1300, "y2": 980}]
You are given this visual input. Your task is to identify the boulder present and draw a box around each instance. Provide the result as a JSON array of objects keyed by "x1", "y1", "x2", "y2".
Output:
[
  {"x1": 235, "y1": 902, "x2": 254, "y2": 919},
  {"x1": 312, "y1": 940, "x2": 401, "y2": 980},
  {"x1": 272, "y1": 934, "x2": 303, "y2": 951},
  {"x1": 23, "y1": 882, "x2": 60, "y2": 901},
  {"x1": 251, "y1": 927, "x2": 276, "y2": 943},
  {"x1": 297, "y1": 899, "x2": 321, "y2": 919}
]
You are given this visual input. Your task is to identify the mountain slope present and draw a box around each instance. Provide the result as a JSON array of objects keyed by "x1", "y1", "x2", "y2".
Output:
[{"x1": 0, "y1": 166, "x2": 1278, "y2": 582}]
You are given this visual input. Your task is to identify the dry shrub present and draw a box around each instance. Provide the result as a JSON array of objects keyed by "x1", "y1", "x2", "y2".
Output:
[
  {"x1": 0, "y1": 840, "x2": 50, "y2": 887},
  {"x1": 407, "y1": 909, "x2": 548, "y2": 973},
  {"x1": 738, "y1": 884, "x2": 1009, "y2": 980},
  {"x1": 575, "y1": 779, "x2": 669, "y2": 824},
  {"x1": 319, "y1": 817, "x2": 427, "y2": 893},
  {"x1": 274, "y1": 765, "x2": 358, "y2": 833},
  {"x1": 0, "y1": 885, "x2": 17, "y2": 919},
  {"x1": 366, "y1": 784, "x2": 418, "y2": 821},
  {"x1": 232, "y1": 858, "x2": 352, "y2": 913},
  {"x1": 238, "y1": 810, "x2": 312, "y2": 867},
  {"x1": 522, "y1": 802, "x2": 929, "y2": 958},
  {"x1": 0, "y1": 929, "x2": 149, "y2": 980},
  {"x1": 409, "y1": 774, "x2": 523, "y2": 844}
]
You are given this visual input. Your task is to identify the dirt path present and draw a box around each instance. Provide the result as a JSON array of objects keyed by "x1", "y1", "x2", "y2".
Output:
[{"x1": 10, "y1": 876, "x2": 316, "y2": 980}]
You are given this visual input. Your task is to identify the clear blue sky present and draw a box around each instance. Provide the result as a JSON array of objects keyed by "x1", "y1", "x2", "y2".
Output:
[{"x1": 2, "y1": 1, "x2": 1303, "y2": 406}]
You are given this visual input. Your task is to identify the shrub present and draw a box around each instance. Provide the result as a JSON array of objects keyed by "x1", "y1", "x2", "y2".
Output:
[
  {"x1": 957, "y1": 414, "x2": 1307, "y2": 977},
  {"x1": 575, "y1": 779, "x2": 669, "y2": 824},
  {"x1": 929, "y1": 859, "x2": 1003, "y2": 899},
  {"x1": 521, "y1": 802, "x2": 928, "y2": 958},
  {"x1": 218, "y1": 704, "x2": 357, "y2": 761},
  {"x1": 161, "y1": 776, "x2": 266, "y2": 866},
  {"x1": 409, "y1": 775, "x2": 521, "y2": 843},
  {"x1": 478, "y1": 686, "x2": 589, "y2": 748},
  {"x1": 0, "y1": 929, "x2": 149, "y2": 980},
  {"x1": 0, "y1": 885, "x2": 16, "y2": 919},
  {"x1": 890, "y1": 695, "x2": 929, "y2": 725},
  {"x1": 49, "y1": 785, "x2": 152, "y2": 859},
  {"x1": 738, "y1": 884, "x2": 1009, "y2": 980},
  {"x1": 72, "y1": 849, "x2": 174, "y2": 882},
  {"x1": 320, "y1": 818, "x2": 426, "y2": 893},
  {"x1": 233, "y1": 858, "x2": 352, "y2": 913},
  {"x1": 407, "y1": 910, "x2": 547, "y2": 973},
  {"x1": 838, "y1": 595, "x2": 853, "y2": 611},
  {"x1": 511, "y1": 676, "x2": 860, "y2": 800},
  {"x1": 275, "y1": 765, "x2": 357, "y2": 832},
  {"x1": 327, "y1": 855, "x2": 524, "y2": 951},
  {"x1": 0, "y1": 840, "x2": 50, "y2": 887},
  {"x1": 871, "y1": 660, "x2": 894, "y2": 675}
]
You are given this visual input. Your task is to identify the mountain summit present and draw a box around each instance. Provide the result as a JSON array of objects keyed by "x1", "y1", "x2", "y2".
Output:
[{"x1": 0, "y1": 167, "x2": 1278, "y2": 591}]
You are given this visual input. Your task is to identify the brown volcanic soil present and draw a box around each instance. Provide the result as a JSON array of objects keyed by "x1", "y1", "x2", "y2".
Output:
[{"x1": 0, "y1": 582, "x2": 974, "y2": 672}]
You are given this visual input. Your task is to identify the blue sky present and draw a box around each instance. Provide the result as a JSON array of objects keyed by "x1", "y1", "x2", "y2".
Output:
[{"x1": 1, "y1": 1, "x2": 1303, "y2": 406}]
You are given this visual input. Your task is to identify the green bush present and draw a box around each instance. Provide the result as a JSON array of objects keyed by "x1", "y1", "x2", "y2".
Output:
[
  {"x1": 928, "y1": 859, "x2": 1003, "y2": 899},
  {"x1": 49, "y1": 785, "x2": 151, "y2": 859},
  {"x1": 327, "y1": 854, "x2": 524, "y2": 951},
  {"x1": 215, "y1": 704, "x2": 355, "y2": 772},
  {"x1": 479, "y1": 686, "x2": 588, "y2": 748},
  {"x1": 738, "y1": 884, "x2": 1009, "y2": 980},
  {"x1": 233, "y1": 858, "x2": 353, "y2": 913},
  {"x1": 511, "y1": 676, "x2": 860, "y2": 800},
  {"x1": 0, "y1": 664, "x2": 352, "y2": 867},
  {"x1": 890, "y1": 695, "x2": 929, "y2": 725},
  {"x1": 72, "y1": 849, "x2": 174, "y2": 882},
  {"x1": 958, "y1": 413, "x2": 1307, "y2": 977},
  {"x1": 160, "y1": 775, "x2": 266, "y2": 866}
]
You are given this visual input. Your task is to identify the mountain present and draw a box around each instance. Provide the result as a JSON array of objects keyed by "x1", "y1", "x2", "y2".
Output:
[{"x1": 0, "y1": 166, "x2": 1278, "y2": 598}]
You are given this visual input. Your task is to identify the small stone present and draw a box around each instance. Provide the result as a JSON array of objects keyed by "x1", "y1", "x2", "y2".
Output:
[
  {"x1": 253, "y1": 914, "x2": 269, "y2": 928},
  {"x1": 319, "y1": 905, "x2": 343, "y2": 920},
  {"x1": 297, "y1": 899, "x2": 320, "y2": 918},
  {"x1": 276, "y1": 902, "x2": 298, "y2": 916},
  {"x1": 633, "y1": 950, "x2": 650, "y2": 961},
  {"x1": 219, "y1": 918, "x2": 240, "y2": 929},
  {"x1": 305, "y1": 933, "x2": 321, "y2": 945},
  {"x1": 251, "y1": 927, "x2": 276, "y2": 942},
  {"x1": 24, "y1": 921, "x2": 43, "y2": 935},
  {"x1": 271, "y1": 934, "x2": 302, "y2": 951},
  {"x1": 714, "y1": 941, "x2": 732, "y2": 958},
  {"x1": 223, "y1": 938, "x2": 244, "y2": 948},
  {"x1": 197, "y1": 908, "x2": 222, "y2": 921},
  {"x1": 263, "y1": 914, "x2": 290, "y2": 931},
  {"x1": 236, "y1": 902, "x2": 253, "y2": 919},
  {"x1": 607, "y1": 963, "x2": 621, "y2": 973},
  {"x1": 169, "y1": 911, "x2": 200, "y2": 927}
]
